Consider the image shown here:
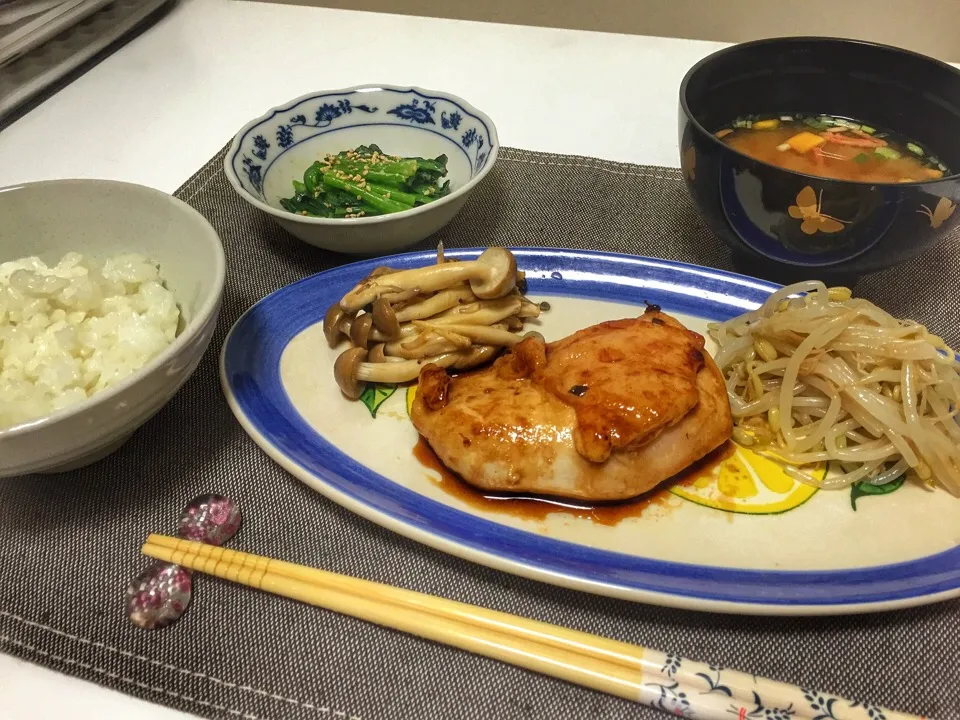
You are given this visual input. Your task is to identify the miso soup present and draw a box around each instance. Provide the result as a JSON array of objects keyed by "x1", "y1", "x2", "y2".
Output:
[{"x1": 715, "y1": 114, "x2": 949, "y2": 183}]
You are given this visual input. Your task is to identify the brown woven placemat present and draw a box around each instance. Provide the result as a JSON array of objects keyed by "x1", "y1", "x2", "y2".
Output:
[{"x1": 0, "y1": 146, "x2": 957, "y2": 720}]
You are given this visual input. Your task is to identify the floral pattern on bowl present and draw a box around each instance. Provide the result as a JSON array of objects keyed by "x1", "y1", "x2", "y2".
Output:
[
  {"x1": 228, "y1": 85, "x2": 495, "y2": 201},
  {"x1": 223, "y1": 85, "x2": 499, "y2": 255}
]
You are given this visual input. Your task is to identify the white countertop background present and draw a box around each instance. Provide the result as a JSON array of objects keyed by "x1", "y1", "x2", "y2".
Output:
[{"x1": 0, "y1": 0, "x2": 725, "y2": 716}]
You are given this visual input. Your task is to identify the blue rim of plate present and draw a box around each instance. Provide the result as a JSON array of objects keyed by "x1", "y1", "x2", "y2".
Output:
[{"x1": 220, "y1": 248, "x2": 960, "y2": 615}]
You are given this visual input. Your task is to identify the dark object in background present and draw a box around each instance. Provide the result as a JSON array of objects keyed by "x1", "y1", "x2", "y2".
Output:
[
  {"x1": 678, "y1": 36, "x2": 960, "y2": 280},
  {"x1": 0, "y1": 0, "x2": 178, "y2": 129}
]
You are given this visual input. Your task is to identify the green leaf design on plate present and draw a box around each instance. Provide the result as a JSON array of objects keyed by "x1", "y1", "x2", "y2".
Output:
[
  {"x1": 359, "y1": 383, "x2": 397, "y2": 418},
  {"x1": 850, "y1": 476, "x2": 905, "y2": 511}
]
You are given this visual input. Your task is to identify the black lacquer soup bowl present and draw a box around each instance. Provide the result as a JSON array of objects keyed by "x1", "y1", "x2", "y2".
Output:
[{"x1": 679, "y1": 37, "x2": 960, "y2": 277}]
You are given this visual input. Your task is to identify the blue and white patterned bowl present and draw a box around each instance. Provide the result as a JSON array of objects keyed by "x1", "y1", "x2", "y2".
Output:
[{"x1": 224, "y1": 85, "x2": 499, "y2": 256}]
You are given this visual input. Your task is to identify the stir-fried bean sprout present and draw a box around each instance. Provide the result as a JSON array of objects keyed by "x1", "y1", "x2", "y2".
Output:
[{"x1": 709, "y1": 282, "x2": 960, "y2": 496}]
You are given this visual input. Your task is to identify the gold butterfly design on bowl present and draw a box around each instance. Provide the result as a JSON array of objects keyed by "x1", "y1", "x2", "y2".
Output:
[
  {"x1": 682, "y1": 146, "x2": 696, "y2": 181},
  {"x1": 917, "y1": 197, "x2": 956, "y2": 229},
  {"x1": 787, "y1": 186, "x2": 849, "y2": 235}
]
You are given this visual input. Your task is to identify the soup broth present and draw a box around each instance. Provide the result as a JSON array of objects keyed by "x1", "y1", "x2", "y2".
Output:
[{"x1": 716, "y1": 115, "x2": 949, "y2": 183}]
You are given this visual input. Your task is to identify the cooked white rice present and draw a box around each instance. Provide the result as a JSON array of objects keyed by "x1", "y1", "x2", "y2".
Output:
[{"x1": 0, "y1": 252, "x2": 180, "y2": 430}]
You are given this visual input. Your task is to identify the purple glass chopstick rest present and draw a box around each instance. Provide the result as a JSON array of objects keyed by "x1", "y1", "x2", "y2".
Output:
[{"x1": 126, "y1": 494, "x2": 242, "y2": 629}]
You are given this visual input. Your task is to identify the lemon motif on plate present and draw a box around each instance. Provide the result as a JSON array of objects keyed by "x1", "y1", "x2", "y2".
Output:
[
  {"x1": 670, "y1": 445, "x2": 822, "y2": 515},
  {"x1": 406, "y1": 384, "x2": 418, "y2": 418}
]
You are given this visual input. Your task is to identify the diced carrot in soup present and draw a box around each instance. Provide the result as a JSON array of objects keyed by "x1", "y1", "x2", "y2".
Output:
[{"x1": 785, "y1": 132, "x2": 827, "y2": 154}]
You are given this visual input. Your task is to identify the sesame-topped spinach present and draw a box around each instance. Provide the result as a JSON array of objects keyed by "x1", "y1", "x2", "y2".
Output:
[{"x1": 279, "y1": 144, "x2": 451, "y2": 219}]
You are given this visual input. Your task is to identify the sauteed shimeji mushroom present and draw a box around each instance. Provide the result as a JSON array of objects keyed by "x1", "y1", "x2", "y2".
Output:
[
  {"x1": 334, "y1": 345, "x2": 501, "y2": 399},
  {"x1": 338, "y1": 247, "x2": 518, "y2": 313},
  {"x1": 326, "y1": 245, "x2": 546, "y2": 399}
]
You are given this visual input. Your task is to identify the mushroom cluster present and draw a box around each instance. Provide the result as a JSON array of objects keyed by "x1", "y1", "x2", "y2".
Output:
[{"x1": 327, "y1": 245, "x2": 546, "y2": 398}]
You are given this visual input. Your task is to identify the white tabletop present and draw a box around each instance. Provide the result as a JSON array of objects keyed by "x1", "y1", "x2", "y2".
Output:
[{"x1": 0, "y1": 0, "x2": 724, "y2": 716}]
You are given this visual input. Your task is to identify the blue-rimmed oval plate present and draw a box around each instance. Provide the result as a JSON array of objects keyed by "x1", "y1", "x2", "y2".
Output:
[{"x1": 220, "y1": 248, "x2": 960, "y2": 615}]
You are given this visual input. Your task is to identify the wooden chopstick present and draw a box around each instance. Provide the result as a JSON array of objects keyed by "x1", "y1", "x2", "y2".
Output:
[
  {"x1": 145, "y1": 533, "x2": 643, "y2": 669},
  {"x1": 143, "y1": 535, "x2": 641, "y2": 700},
  {"x1": 142, "y1": 535, "x2": 921, "y2": 719}
]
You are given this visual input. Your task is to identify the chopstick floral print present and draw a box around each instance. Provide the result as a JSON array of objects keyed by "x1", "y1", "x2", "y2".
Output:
[
  {"x1": 645, "y1": 680, "x2": 692, "y2": 717},
  {"x1": 732, "y1": 692, "x2": 795, "y2": 720},
  {"x1": 639, "y1": 651, "x2": 899, "y2": 720}
]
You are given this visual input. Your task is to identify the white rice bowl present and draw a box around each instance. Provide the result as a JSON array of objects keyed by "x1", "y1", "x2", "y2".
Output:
[{"x1": 0, "y1": 252, "x2": 180, "y2": 430}]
